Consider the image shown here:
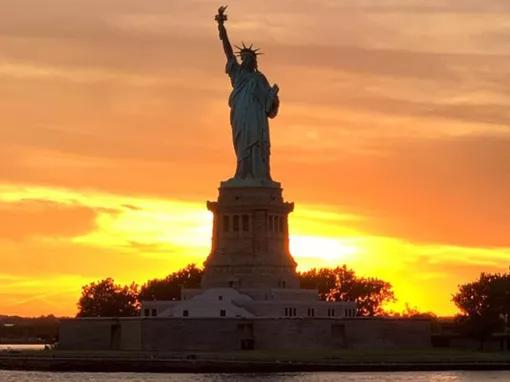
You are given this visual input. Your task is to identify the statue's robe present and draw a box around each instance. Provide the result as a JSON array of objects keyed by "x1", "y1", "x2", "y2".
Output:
[{"x1": 226, "y1": 57, "x2": 279, "y2": 180}]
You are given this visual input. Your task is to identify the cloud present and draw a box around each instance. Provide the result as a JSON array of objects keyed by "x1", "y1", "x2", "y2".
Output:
[
  {"x1": 280, "y1": 134, "x2": 510, "y2": 247},
  {"x1": 0, "y1": 0, "x2": 509, "y2": 316},
  {"x1": 0, "y1": 200, "x2": 96, "y2": 240},
  {"x1": 0, "y1": 183, "x2": 508, "y2": 316},
  {"x1": 343, "y1": 236, "x2": 510, "y2": 315}
]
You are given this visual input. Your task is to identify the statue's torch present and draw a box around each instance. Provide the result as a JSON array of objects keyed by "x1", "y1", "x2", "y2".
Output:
[{"x1": 215, "y1": 5, "x2": 228, "y2": 24}]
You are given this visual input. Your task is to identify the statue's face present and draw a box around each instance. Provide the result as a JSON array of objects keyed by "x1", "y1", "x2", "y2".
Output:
[{"x1": 240, "y1": 52, "x2": 257, "y2": 71}]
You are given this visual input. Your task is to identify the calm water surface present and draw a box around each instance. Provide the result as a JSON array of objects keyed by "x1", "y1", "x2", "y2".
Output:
[
  {"x1": 1, "y1": 371, "x2": 510, "y2": 382},
  {"x1": 0, "y1": 344, "x2": 47, "y2": 350}
]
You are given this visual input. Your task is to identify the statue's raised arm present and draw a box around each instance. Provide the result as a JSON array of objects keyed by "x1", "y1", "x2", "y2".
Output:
[
  {"x1": 215, "y1": 6, "x2": 280, "y2": 183},
  {"x1": 215, "y1": 6, "x2": 235, "y2": 61}
]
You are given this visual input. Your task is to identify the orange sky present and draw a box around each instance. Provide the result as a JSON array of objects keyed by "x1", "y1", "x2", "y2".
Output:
[{"x1": 0, "y1": 0, "x2": 509, "y2": 317}]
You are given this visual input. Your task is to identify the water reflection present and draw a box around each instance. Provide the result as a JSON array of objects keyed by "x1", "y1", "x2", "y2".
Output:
[
  {"x1": 0, "y1": 344, "x2": 47, "y2": 350},
  {"x1": 0, "y1": 371, "x2": 509, "y2": 382}
]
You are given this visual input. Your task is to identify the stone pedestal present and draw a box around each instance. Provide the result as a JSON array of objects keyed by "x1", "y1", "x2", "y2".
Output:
[{"x1": 201, "y1": 180, "x2": 299, "y2": 291}]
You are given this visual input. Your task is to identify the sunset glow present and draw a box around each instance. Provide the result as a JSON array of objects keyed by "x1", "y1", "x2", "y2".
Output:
[{"x1": 1, "y1": 1, "x2": 509, "y2": 317}]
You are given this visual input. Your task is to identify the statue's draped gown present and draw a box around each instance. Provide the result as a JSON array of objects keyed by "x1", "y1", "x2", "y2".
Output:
[{"x1": 226, "y1": 57, "x2": 279, "y2": 180}]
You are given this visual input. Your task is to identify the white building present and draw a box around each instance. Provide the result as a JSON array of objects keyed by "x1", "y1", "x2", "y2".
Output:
[{"x1": 142, "y1": 287, "x2": 356, "y2": 319}]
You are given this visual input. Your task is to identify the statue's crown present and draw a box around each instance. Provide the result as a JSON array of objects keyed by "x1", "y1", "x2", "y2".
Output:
[{"x1": 235, "y1": 42, "x2": 263, "y2": 57}]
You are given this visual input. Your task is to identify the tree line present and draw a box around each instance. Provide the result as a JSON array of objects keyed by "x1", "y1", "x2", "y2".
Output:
[
  {"x1": 453, "y1": 271, "x2": 510, "y2": 350},
  {"x1": 0, "y1": 315, "x2": 59, "y2": 344},
  {"x1": 77, "y1": 264, "x2": 510, "y2": 349},
  {"x1": 77, "y1": 264, "x2": 395, "y2": 318}
]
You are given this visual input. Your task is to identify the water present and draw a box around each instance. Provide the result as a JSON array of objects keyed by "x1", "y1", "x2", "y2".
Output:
[
  {"x1": 0, "y1": 372, "x2": 509, "y2": 382},
  {"x1": 0, "y1": 344, "x2": 48, "y2": 350}
]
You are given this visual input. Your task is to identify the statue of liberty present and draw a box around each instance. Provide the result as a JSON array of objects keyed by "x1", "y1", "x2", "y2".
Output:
[{"x1": 215, "y1": 6, "x2": 280, "y2": 183}]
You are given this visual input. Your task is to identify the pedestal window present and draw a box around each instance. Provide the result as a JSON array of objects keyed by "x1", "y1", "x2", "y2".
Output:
[
  {"x1": 242, "y1": 214, "x2": 250, "y2": 231},
  {"x1": 223, "y1": 215, "x2": 230, "y2": 232},
  {"x1": 233, "y1": 215, "x2": 240, "y2": 232}
]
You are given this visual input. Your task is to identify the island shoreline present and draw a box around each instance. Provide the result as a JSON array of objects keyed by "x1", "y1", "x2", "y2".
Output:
[{"x1": 2, "y1": 353, "x2": 510, "y2": 373}]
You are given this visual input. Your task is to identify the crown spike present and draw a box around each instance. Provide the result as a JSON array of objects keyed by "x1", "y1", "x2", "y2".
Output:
[{"x1": 234, "y1": 42, "x2": 262, "y2": 57}]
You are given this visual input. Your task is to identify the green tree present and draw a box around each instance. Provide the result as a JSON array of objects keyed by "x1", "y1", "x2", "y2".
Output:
[
  {"x1": 299, "y1": 265, "x2": 395, "y2": 316},
  {"x1": 77, "y1": 278, "x2": 140, "y2": 317},
  {"x1": 298, "y1": 267, "x2": 338, "y2": 300},
  {"x1": 453, "y1": 272, "x2": 510, "y2": 350},
  {"x1": 139, "y1": 264, "x2": 203, "y2": 301}
]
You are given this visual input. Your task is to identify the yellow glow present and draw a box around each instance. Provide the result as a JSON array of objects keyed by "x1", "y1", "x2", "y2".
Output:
[
  {"x1": 0, "y1": 1, "x2": 509, "y2": 321},
  {"x1": 290, "y1": 235, "x2": 358, "y2": 269},
  {"x1": 0, "y1": 183, "x2": 509, "y2": 317}
]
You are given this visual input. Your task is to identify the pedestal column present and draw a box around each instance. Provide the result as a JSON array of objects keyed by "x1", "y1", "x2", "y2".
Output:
[{"x1": 201, "y1": 182, "x2": 299, "y2": 290}]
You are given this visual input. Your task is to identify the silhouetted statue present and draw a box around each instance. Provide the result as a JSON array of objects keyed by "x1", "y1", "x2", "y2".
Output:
[{"x1": 216, "y1": 6, "x2": 280, "y2": 182}]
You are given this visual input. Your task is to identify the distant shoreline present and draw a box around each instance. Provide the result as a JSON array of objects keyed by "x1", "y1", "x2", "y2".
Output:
[{"x1": 2, "y1": 350, "x2": 510, "y2": 373}]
